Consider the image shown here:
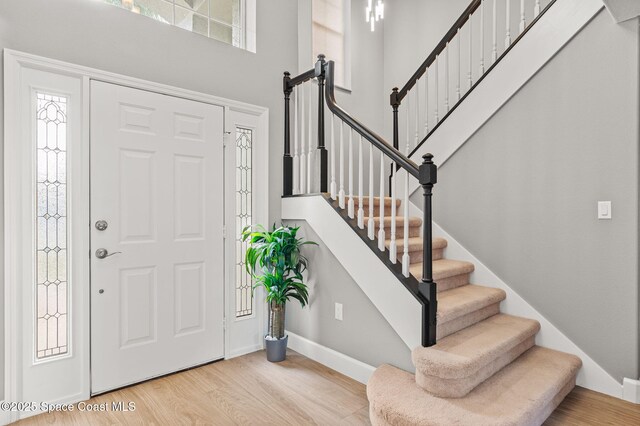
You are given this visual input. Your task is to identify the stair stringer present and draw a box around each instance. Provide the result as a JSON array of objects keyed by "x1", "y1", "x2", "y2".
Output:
[
  {"x1": 429, "y1": 217, "x2": 624, "y2": 399},
  {"x1": 282, "y1": 195, "x2": 421, "y2": 350},
  {"x1": 396, "y1": 0, "x2": 604, "y2": 197}
]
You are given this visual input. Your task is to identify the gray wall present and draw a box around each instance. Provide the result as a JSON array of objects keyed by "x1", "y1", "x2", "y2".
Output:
[
  {"x1": 285, "y1": 221, "x2": 414, "y2": 372},
  {"x1": 0, "y1": 0, "x2": 299, "y2": 401},
  {"x1": 432, "y1": 10, "x2": 639, "y2": 382}
]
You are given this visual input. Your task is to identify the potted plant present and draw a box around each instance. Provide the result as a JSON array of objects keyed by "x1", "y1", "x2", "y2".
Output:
[{"x1": 242, "y1": 224, "x2": 317, "y2": 362}]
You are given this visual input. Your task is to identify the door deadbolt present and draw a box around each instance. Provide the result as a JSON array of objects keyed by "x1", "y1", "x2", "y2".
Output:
[
  {"x1": 95, "y1": 220, "x2": 108, "y2": 231},
  {"x1": 95, "y1": 248, "x2": 122, "y2": 259}
]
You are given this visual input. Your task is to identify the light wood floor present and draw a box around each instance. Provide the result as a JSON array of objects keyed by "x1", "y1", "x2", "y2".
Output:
[{"x1": 16, "y1": 349, "x2": 640, "y2": 425}]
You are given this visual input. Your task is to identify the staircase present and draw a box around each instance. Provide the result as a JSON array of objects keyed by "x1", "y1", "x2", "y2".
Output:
[
  {"x1": 326, "y1": 195, "x2": 581, "y2": 425},
  {"x1": 280, "y1": 0, "x2": 583, "y2": 424}
]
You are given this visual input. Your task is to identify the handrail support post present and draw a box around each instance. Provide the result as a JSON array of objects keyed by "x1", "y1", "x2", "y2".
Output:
[
  {"x1": 419, "y1": 153, "x2": 438, "y2": 346},
  {"x1": 316, "y1": 54, "x2": 328, "y2": 193},
  {"x1": 283, "y1": 71, "x2": 293, "y2": 196}
]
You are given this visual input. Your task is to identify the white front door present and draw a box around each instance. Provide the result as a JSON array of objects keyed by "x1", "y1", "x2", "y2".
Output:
[{"x1": 90, "y1": 81, "x2": 225, "y2": 394}]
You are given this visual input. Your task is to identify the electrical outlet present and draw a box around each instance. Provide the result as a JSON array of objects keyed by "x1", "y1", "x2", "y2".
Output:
[
  {"x1": 598, "y1": 201, "x2": 612, "y2": 220},
  {"x1": 335, "y1": 303, "x2": 343, "y2": 321}
]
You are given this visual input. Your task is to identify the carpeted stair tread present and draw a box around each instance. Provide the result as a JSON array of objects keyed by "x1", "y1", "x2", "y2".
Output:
[
  {"x1": 410, "y1": 258, "x2": 474, "y2": 281},
  {"x1": 367, "y1": 346, "x2": 582, "y2": 426},
  {"x1": 437, "y1": 285, "x2": 506, "y2": 324},
  {"x1": 413, "y1": 314, "x2": 540, "y2": 379},
  {"x1": 384, "y1": 237, "x2": 447, "y2": 252},
  {"x1": 412, "y1": 314, "x2": 540, "y2": 397}
]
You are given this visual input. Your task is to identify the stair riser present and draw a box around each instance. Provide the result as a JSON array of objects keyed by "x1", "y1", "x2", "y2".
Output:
[
  {"x1": 437, "y1": 303, "x2": 500, "y2": 339},
  {"x1": 352, "y1": 198, "x2": 401, "y2": 209},
  {"x1": 415, "y1": 336, "x2": 536, "y2": 398},
  {"x1": 535, "y1": 377, "x2": 577, "y2": 426},
  {"x1": 436, "y1": 273, "x2": 470, "y2": 292},
  {"x1": 356, "y1": 206, "x2": 400, "y2": 217},
  {"x1": 398, "y1": 247, "x2": 443, "y2": 263},
  {"x1": 383, "y1": 225, "x2": 421, "y2": 238}
]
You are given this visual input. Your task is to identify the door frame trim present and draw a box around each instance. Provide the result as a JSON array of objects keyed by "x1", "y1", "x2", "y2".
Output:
[{"x1": 3, "y1": 49, "x2": 269, "y2": 418}]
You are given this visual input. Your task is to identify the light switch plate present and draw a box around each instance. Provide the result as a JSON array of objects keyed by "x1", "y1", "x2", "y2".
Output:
[
  {"x1": 334, "y1": 303, "x2": 343, "y2": 321},
  {"x1": 598, "y1": 201, "x2": 612, "y2": 220}
]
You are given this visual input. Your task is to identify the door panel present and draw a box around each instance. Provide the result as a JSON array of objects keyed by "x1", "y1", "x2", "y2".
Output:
[
  {"x1": 90, "y1": 81, "x2": 224, "y2": 394},
  {"x1": 119, "y1": 267, "x2": 157, "y2": 348},
  {"x1": 174, "y1": 155, "x2": 205, "y2": 240}
]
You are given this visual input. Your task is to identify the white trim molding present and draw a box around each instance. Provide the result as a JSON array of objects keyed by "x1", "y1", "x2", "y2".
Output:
[
  {"x1": 286, "y1": 331, "x2": 376, "y2": 384},
  {"x1": 432, "y1": 221, "x2": 624, "y2": 400},
  {"x1": 223, "y1": 108, "x2": 269, "y2": 360},
  {"x1": 623, "y1": 378, "x2": 640, "y2": 404}
]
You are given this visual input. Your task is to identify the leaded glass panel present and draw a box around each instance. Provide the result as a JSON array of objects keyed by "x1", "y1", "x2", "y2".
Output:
[
  {"x1": 235, "y1": 127, "x2": 253, "y2": 318},
  {"x1": 35, "y1": 93, "x2": 69, "y2": 360}
]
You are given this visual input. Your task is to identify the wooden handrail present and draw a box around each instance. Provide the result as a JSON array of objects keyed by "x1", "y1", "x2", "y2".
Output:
[{"x1": 323, "y1": 60, "x2": 420, "y2": 179}]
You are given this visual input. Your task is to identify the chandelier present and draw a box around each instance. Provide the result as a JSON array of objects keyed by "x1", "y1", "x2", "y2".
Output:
[{"x1": 365, "y1": 0, "x2": 384, "y2": 32}]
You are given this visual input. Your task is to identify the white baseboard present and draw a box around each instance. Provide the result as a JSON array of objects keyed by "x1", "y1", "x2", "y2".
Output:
[
  {"x1": 432, "y1": 221, "x2": 624, "y2": 400},
  {"x1": 227, "y1": 343, "x2": 264, "y2": 360},
  {"x1": 286, "y1": 331, "x2": 376, "y2": 385},
  {"x1": 623, "y1": 378, "x2": 640, "y2": 404}
]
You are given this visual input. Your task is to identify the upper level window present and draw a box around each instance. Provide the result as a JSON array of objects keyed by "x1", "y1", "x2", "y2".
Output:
[
  {"x1": 312, "y1": 0, "x2": 351, "y2": 90},
  {"x1": 102, "y1": 0, "x2": 256, "y2": 52}
]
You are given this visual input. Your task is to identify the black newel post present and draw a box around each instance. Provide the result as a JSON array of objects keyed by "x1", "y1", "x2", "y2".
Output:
[
  {"x1": 283, "y1": 71, "x2": 293, "y2": 196},
  {"x1": 391, "y1": 87, "x2": 400, "y2": 151},
  {"x1": 419, "y1": 153, "x2": 438, "y2": 347},
  {"x1": 316, "y1": 55, "x2": 328, "y2": 193}
]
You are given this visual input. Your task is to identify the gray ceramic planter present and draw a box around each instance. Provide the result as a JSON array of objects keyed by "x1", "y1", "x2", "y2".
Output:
[{"x1": 265, "y1": 335, "x2": 288, "y2": 362}]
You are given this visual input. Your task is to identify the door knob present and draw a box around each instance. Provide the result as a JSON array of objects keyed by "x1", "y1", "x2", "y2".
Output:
[
  {"x1": 95, "y1": 220, "x2": 108, "y2": 231},
  {"x1": 95, "y1": 248, "x2": 122, "y2": 259}
]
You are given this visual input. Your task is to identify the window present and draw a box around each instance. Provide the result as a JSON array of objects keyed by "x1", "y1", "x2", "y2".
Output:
[
  {"x1": 312, "y1": 0, "x2": 350, "y2": 89},
  {"x1": 102, "y1": 0, "x2": 256, "y2": 51},
  {"x1": 36, "y1": 92, "x2": 69, "y2": 360},
  {"x1": 235, "y1": 127, "x2": 253, "y2": 317}
]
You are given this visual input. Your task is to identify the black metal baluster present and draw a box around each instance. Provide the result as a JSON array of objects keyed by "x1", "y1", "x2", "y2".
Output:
[
  {"x1": 283, "y1": 71, "x2": 293, "y2": 196},
  {"x1": 419, "y1": 153, "x2": 438, "y2": 346}
]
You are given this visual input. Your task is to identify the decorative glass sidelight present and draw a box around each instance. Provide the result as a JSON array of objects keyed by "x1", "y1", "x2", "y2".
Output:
[
  {"x1": 35, "y1": 92, "x2": 69, "y2": 360},
  {"x1": 235, "y1": 127, "x2": 253, "y2": 317}
]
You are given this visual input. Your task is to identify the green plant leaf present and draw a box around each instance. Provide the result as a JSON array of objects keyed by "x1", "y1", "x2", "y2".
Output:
[{"x1": 242, "y1": 223, "x2": 317, "y2": 308}]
